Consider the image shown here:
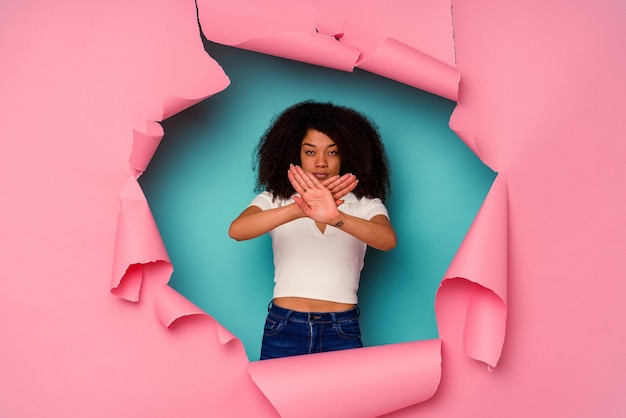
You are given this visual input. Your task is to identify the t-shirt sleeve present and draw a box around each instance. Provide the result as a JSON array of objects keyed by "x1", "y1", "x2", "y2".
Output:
[
  {"x1": 361, "y1": 197, "x2": 390, "y2": 220},
  {"x1": 248, "y1": 191, "x2": 277, "y2": 211}
]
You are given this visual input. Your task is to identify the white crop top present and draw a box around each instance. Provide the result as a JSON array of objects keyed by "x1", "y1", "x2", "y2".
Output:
[{"x1": 249, "y1": 191, "x2": 389, "y2": 304}]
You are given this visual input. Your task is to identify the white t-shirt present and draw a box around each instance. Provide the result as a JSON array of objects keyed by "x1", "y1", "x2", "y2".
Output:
[{"x1": 249, "y1": 191, "x2": 389, "y2": 304}]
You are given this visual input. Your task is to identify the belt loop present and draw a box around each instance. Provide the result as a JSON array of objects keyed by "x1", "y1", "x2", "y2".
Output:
[
  {"x1": 356, "y1": 305, "x2": 360, "y2": 317},
  {"x1": 330, "y1": 312, "x2": 338, "y2": 326},
  {"x1": 269, "y1": 301, "x2": 294, "y2": 321}
]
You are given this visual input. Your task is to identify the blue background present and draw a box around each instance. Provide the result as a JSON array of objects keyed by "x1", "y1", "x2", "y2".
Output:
[{"x1": 139, "y1": 42, "x2": 496, "y2": 361}]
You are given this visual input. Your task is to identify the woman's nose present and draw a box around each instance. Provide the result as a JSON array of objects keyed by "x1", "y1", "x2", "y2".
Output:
[
  {"x1": 315, "y1": 153, "x2": 326, "y2": 167},
  {"x1": 315, "y1": 155, "x2": 327, "y2": 167}
]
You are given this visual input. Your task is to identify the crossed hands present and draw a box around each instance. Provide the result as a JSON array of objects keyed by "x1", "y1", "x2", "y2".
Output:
[{"x1": 288, "y1": 164, "x2": 358, "y2": 225}]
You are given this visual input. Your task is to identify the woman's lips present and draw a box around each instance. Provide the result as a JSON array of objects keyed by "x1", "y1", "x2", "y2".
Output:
[{"x1": 314, "y1": 173, "x2": 328, "y2": 180}]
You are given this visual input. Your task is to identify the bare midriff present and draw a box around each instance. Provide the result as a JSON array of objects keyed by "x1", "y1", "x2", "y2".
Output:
[{"x1": 273, "y1": 297, "x2": 356, "y2": 313}]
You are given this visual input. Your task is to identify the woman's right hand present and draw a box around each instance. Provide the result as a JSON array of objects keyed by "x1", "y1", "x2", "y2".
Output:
[{"x1": 321, "y1": 173, "x2": 358, "y2": 206}]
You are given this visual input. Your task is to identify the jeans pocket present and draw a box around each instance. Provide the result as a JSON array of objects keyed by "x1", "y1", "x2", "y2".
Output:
[
  {"x1": 335, "y1": 319, "x2": 361, "y2": 339},
  {"x1": 263, "y1": 316, "x2": 286, "y2": 337}
]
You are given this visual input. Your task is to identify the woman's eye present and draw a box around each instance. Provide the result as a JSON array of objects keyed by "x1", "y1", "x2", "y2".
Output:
[{"x1": 305, "y1": 150, "x2": 314, "y2": 155}]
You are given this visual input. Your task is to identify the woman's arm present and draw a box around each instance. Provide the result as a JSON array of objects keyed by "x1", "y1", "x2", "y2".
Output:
[
  {"x1": 228, "y1": 203, "x2": 304, "y2": 241},
  {"x1": 331, "y1": 213, "x2": 396, "y2": 252}
]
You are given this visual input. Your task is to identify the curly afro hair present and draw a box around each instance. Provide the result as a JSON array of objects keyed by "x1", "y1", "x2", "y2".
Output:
[{"x1": 254, "y1": 101, "x2": 391, "y2": 202}]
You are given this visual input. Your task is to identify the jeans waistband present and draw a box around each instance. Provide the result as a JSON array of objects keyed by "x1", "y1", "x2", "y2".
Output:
[{"x1": 268, "y1": 301, "x2": 359, "y2": 323}]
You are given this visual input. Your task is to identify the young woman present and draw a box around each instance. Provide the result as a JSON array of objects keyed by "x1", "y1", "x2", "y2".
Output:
[{"x1": 229, "y1": 101, "x2": 396, "y2": 360}]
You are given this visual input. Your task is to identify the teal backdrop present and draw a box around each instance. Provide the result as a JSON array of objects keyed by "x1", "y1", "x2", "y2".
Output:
[{"x1": 139, "y1": 41, "x2": 496, "y2": 361}]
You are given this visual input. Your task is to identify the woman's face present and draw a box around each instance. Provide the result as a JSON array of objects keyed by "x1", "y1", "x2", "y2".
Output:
[{"x1": 300, "y1": 129, "x2": 341, "y2": 181}]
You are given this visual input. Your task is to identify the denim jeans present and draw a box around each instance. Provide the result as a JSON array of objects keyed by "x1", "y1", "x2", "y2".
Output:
[{"x1": 260, "y1": 302, "x2": 363, "y2": 360}]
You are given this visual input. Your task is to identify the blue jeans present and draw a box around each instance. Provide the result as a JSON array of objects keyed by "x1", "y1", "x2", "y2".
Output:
[{"x1": 260, "y1": 302, "x2": 363, "y2": 360}]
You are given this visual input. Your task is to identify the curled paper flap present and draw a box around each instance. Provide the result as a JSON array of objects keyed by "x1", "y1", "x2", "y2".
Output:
[
  {"x1": 444, "y1": 174, "x2": 508, "y2": 299},
  {"x1": 198, "y1": 0, "x2": 359, "y2": 71},
  {"x1": 154, "y1": 284, "x2": 237, "y2": 345},
  {"x1": 236, "y1": 32, "x2": 361, "y2": 72},
  {"x1": 111, "y1": 263, "x2": 144, "y2": 302},
  {"x1": 248, "y1": 339, "x2": 441, "y2": 418},
  {"x1": 314, "y1": 0, "x2": 456, "y2": 67},
  {"x1": 111, "y1": 177, "x2": 170, "y2": 301},
  {"x1": 437, "y1": 174, "x2": 508, "y2": 367},
  {"x1": 464, "y1": 284, "x2": 507, "y2": 367},
  {"x1": 129, "y1": 122, "x2": 164, "y2": 175},
  {"x1": 357, "y1": 38, "x2": 459, "y2": 101}
]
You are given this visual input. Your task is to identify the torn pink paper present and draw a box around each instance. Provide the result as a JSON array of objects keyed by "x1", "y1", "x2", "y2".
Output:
[
  {"x1": 154, "y1": 284, "x2": 208, "y2": 328},
  {"x1": 315, "y1": 0, "x2": 459, "y2": 100},
  {"x1": 130, "y1": 123, "x2": 164, "y2": 175},
  {"x1": 130, "y1": 89, "x2": 231, "y2": 176},
  {"x1": 463, "y1": 284, "x2": 507, "y2": 368},
  {"x1": 113, "y1": 36, "x2": 230, "y2": 298},
  {"x1": 237, "y1": 32, "x2": 361, "y2": 72},
  {"x1": 437, "y1": 174, "x2": 508, "y2": 368},
  {"x1": 249, "y1": 340, "x2": 441, "y2": 418},
  {"x1": 111, "y1": 177, "x2": 172, "y2": 302},
  {"x1": 357, "y1": 38, "x2": 459, "y2": 101},
  {"x1": 443, "y1": 175, "x2": 508, "y2": 299},
  {"x1": 314, "y1": 0, "x2": 456, "y2": 67},
  {"x1": 155, "y1": 284, "x2": 237, "y2": 345},
  {"x1": 198, "y1": 0, "x2": 360, "y2": 71},
  {"x1": 112, "y1": 176, "x2": 240, "y2": 347},
  {"x1": 197, "y1": 0, "x2": 458, "y2": 99}
]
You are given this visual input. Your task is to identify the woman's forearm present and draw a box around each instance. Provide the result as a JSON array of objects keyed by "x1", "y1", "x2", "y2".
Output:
[
  {"x1": 228, "y1": 203, "x2": 304, "y2": 241},
  {"x1": 332, "y1": 213, "x2": 397, "y2": 251}
]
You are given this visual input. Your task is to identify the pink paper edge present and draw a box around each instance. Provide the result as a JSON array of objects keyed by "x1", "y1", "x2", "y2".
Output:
[
  {"x1": 464, "y1": 284, "x2": 507, "y2": 367},
  {"x1": 155, "y1": 284, "x2": 238, "y2": 346},
  {"x1": 438, "y1": 174, "x2": 508, "y2": 367},
  {"x1": 248, "y1": 340, "x2": 442, "y2": 418},
  {"x1": 357, "y1": 37, "x2": 460, "y2": 101},
  {"x1": 111, "y1": 177, "x2": 171, "y2": 301},
  {"x1": 235, "y1": 32, "x2": 361, "y2": 72}
]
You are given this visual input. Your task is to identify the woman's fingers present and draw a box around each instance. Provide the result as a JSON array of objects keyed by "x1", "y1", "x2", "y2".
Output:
[
  {"x1": 336, "y1": 178, "x2": 358, "y2": 198},
  {"x1": 330, "y1": 173, "x2": 356, "y2": 190},
  {"x1": 289, "y1": 164, "x2": 319, "y2": 190},
  {"x1": 325, "y1": 173, "x2": 358, "y2": 200},
  {"x1": 322, "y1": 175, "x2": 342, "y2": 190},
  {"x1": 287, "y1": 167, "x2": 304, "y2": 194},
  {"x1": 288, "y1": 165, "x2": 312, "y2": 191}
]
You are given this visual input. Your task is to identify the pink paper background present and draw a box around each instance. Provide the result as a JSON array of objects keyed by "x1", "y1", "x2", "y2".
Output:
[{"x1": 2, "y1": 0, "x2": 625, "y2": 417}]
